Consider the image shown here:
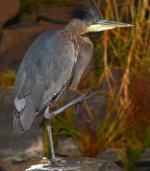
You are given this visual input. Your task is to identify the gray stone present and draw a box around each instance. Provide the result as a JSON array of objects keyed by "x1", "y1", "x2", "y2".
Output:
[
  {"x1": 55, "y1": 137, "x2": 81, "y2": 157},
  {"x1": 138, "y1": 148, "x2": 150, "y2": 171},
  {"x1": 97, "y1": 149, "x2": 122, "y2": 162},
  {"x1": 139, "y1": 148, "x2": 150, "y2": 162},
  {"x1": 0, "y1": 157, "x2": 124, "y2": 171}
]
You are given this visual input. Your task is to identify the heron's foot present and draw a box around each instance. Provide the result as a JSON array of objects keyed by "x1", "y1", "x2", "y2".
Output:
[
  {"x1": 39, "y1": 157, "x2": 66, "y2": 167},
  {"x1": 75, "y1": 103, "x2": 80, "y2": 115},
  {"x1": 49, "y1": 159, "x2": 80, "y2": 168},
  {"x1": 50, "y1": 161, "x2": 66, "y2": 167},
  {"x1": 48, "y1": 157, "x2": 63, "y2": 166}
]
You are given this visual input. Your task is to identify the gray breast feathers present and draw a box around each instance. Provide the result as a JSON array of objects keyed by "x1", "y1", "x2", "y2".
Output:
[{"x1": 70, "y1": 36, "x2": 93, "y2": 90}]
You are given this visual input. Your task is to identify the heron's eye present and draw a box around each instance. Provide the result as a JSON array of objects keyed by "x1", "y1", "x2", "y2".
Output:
[
  {"x1": 85, "y1": 19, "x2": 94, "y2": 25},
  {"x1": 89, "y1": 19, "x2": 97, "y2": 24}
]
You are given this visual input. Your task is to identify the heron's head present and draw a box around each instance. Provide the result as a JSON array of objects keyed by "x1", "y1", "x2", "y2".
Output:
[{"x1": 66, "y1": 0, "x2": 133, "y2": 35}]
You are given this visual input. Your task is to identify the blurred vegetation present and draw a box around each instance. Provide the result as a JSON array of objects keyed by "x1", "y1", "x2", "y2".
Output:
[
  {"x1": 19, "y1": 0, "x2": 51, "y2": 21},
  {"x1": 0, "y1": 69, "x2": 16, "y2": 89},
  {"x1": 0, "y1": 0, "x2": 149, "y2": 169},
  {"x1": 17, "y1": 0, "x2": 76, "y2": 21}
]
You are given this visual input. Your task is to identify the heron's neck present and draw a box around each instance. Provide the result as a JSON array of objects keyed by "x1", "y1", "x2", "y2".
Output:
[{"x1": 64, "y1": 19, "x2": 86, "y2": 36}]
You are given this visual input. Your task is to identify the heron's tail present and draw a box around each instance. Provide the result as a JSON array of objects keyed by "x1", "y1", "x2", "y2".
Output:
[
  {"x1": 13, "y1": 110, "x2": 24, "y2": 134},
  {"x1": 13, "y1": 96, "x2": 37, "y2": 134}
]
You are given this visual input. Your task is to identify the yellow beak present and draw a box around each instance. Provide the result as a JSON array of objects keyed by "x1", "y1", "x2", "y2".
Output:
[{"x1": 86, "y1": 20, "x2": 133, "y2": 32}]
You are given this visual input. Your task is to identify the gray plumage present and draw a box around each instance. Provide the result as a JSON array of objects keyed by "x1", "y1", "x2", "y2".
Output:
[{"x1": 13, "y1": 29, "x2": 93, "y2": 133}]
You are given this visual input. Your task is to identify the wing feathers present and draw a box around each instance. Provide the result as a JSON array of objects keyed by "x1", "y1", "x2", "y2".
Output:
[
  {"x1": 13, "y1": 96, "x2": 37, "y2": 133},
  {"x1": 15, "y1": 98, "x2": 25, "y2": 112},
  {"x1": 13, "y1": 114, "x2": 24, "y2": 134},
  {"x1": 13, "y1": 30, "x2": 76, "y2": 133}
]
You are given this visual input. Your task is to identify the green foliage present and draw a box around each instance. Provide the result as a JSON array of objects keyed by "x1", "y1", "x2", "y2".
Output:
[
  {"x1": 0, "y1": 70, "x2": 16, "y2": 88},
  {"x1": 59, "y1": 127, "x2": 81, "y2": 139},
  {"x1": 127, "y1": 143, "x2": 143, "y2": 164},
  {"x1": 142, "y1": 127, "x2": 150, "y2": 148}
]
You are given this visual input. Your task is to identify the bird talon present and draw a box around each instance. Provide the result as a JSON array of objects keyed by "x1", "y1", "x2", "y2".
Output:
[{"x1": 75, "y1": 103, "x2": 80, "y2": 114}]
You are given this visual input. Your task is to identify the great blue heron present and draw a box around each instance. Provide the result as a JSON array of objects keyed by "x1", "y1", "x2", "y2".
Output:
[{"x1": 13, "y1": 0, "x2": 132, "y2": 164}]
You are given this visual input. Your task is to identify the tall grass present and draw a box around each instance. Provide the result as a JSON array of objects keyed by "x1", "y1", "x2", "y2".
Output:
[{"x1": 75, "y1": 0, "x2": 150, "y2": 167}]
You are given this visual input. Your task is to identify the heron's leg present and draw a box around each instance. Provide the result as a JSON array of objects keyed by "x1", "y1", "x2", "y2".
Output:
[
  {"x1": 45, "y1": 86, "x2": 97, "y2": 119},
  {"x1": 44, "y1": 107, "x2": 56, "y2": 163},
  {"x1": 47, "y1": 120, "x2": 56, "y2": 163}
]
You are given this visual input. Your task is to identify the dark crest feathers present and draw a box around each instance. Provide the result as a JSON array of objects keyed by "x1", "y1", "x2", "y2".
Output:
[{"x1": 70, "y1": 0, "x2": 102, "y2": 20}]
